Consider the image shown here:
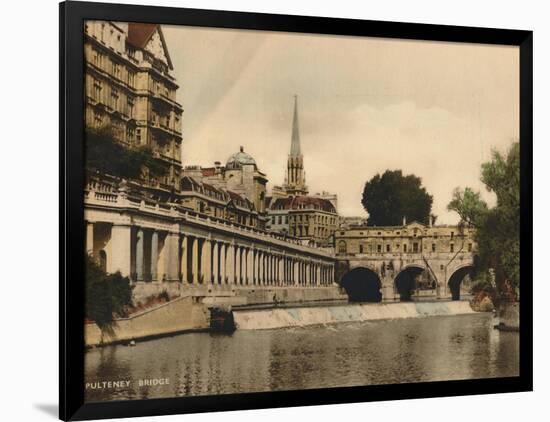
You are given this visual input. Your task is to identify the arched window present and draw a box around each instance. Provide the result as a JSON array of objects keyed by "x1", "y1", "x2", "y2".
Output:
[
  {"x1": 338, "y1": 241, "x2": 347, "y2": 254},
  {"x1": 99, "y1": 250, "x2": 107, "y2": 272}
]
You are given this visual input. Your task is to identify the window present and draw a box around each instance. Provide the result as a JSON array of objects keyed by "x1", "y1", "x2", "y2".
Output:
[
  {"x1": 450, "y1": 243, "x2": 454, "y2": 253},
  {"x1": 111, "y1": 88, "x2": 119, "y2": 110},
  {"x1": 359, "y1": 245, "x2": 364, "y2": 253},
  {"x1": 127, "y1": 96, "x2": 135, "y2": 118},
  {"x1": 113, "y1": 62, "x2": 121, "y2": 79},
  {"x1": 94, "y1": 110, "x2": 103, "y2": 126},
  {"x1": 432, "y1": 243, "x2": 436, "y2": 252},
  {"x1": 91, "y1": 48, "x2": 103, "y2": 68},
  {"x1": 377, "y1": 244, "x2": 382, "y2": 253},
  {"x1": 127, "y1": 70, "x2": 135, "y2": 86},
  {"x1": 126, "y1": 126, "x2": 135, "y2": 143},
  {"x1": 413, "y1": 242, "x2": 419, "y2": 253},
  {"x1": 386, "y1": 244, "x2": 390, "y2": 252},
  {"x1": 468, "y1": 243, "x2": 473, "y2": 252},
  {"x1": 403, "y1": 244, "x2": 407, "y2": 253},
  {"x1": 92, "y1": 78, "x2": 102, "y2": 102},
  {"x1": 451, "y1": 231, "x2": 454, "y2": 239}
]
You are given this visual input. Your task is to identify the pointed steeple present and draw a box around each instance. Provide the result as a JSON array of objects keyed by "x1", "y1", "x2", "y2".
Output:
[
  {"x1": 290, "y1": 95, "x2": 301, "y2": 157},
  {"x1": 284, "y1": 95, "x2": 308, "y2": 196}
]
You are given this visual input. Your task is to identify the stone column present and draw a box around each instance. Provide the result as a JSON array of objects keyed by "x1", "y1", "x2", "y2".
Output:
[
  {"x1": 226, "y1": 244, "x2": 235, "y2": 284},
  {"x1": 279, "y1": 256, "x2": 285, "y2": 285},
  {"x1": 241, "y1": 247, "x2": 247, "y2": 285},
  {"x1": 86, "y1": 222, "x2": 94, "y2": 256},
  {"x1": 202, "y1": 239, "x2": 211, "y2": 284},
  {"x1": 191, "y1": 237, "x2": 199, "y2": 284},
  {"x1": 235, "y1": 246, "x2": 241, "y2": 285},
  {"x1": 212, "y1": 242, "x2": 219, "y2": 284},
  {"x1": 246, "y1": 249, "x2": 253, "y2": 285},
  {"x1": 293, "y1": 260, "x2": 299, "y2": 286},
  {"x1": 151, "y1": 231, "x2": 159, "y2": 281},
  {"x1": 267, "y1": 254, "x2": 273, "y2": 286},
  {"x1": 254, "y1": 250, "x2": 259, "y2": 285},
  {"x1": 220, "y1": 243, "x2": 226, "y2": 284},
  {"x1": 164, "y1": 233, "x2": 179, "y2": 281},
  {"x1": 180, "y1": 236, "x2": 188, "y2": 283},
  {"x1": 259, "y1": 252, "x2": 264, "y2": 285},
  {"x1": 317, "y1": 264, "x2": 321, "y2": 286},
  {"x1": 110, "y1": 225, "x2": 132, "y2": 277},
  {"x1": 136, "y1": 228, "x2": 144, "y2": 281},
  {"x1": 253, "y1": 249, "x2": 257, "y2": 285}
]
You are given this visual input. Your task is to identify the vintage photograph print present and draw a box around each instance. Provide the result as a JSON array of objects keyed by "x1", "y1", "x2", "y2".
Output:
[{"x1": 67, "y1": 5, "x2": 531, "y2": 418}]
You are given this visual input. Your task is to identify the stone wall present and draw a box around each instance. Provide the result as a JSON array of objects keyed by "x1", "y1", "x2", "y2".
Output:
[{"x1": 85, "y1": 295, "x2": 209, "y2": 347}]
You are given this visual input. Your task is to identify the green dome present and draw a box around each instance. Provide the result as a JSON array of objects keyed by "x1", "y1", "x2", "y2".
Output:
[{"x1": 226, "y1": 146, "x2": 256, "y2": 169}]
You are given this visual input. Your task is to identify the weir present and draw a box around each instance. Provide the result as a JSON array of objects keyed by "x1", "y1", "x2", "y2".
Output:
[{"x1": 232, "y1": 300, "x2": 477, "y2": 330}]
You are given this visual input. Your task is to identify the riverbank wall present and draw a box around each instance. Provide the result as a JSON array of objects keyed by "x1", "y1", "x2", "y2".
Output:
[
  {"x1": 233, "y1": 301, "x2": 478, "y2": 330},
  {"x1": 86, "y1": 286, "x2": 347, "y2": 347},
  {"x1": 85, "y1": 295, "x2": 209, "y2": 347}
]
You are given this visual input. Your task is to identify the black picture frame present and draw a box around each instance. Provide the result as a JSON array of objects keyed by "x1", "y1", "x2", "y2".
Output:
[{"x1": 60, "y1": 1, "x2": 533, "y2": 420}]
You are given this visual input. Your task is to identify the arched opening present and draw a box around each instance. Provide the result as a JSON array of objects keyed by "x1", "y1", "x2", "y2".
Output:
[
  {"x1": 394, "y1": 266, "x2": 424, "y2": 301},
  {"x1": 341, "y1": 267, "x2": 382, "y2": 302},
  {"x1": 448, "y1": 266, "x2": 474, "y2": 300},
  {"x1": 98, "y1": 250, "x2": 107, "y2": 272}
]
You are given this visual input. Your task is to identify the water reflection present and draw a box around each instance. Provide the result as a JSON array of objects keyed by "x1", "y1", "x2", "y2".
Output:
[{"x1": 85, "y1": 313, "x2": 519, "y2": 402}]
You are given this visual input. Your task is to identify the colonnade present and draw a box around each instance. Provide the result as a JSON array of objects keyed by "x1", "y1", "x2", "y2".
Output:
[
  {"x1": 180, "y1": 235, "x2": 334, "y2": 286},
  {"x1": 86, "y1": 222, "x2": 335, "y2": 287}
]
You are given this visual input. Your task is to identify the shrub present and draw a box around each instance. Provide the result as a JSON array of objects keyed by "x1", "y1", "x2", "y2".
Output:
[{"x1": 85, "y1": 255, "x2": 133, "y2": 330}]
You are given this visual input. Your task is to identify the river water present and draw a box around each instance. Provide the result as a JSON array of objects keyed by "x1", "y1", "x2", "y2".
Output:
[{"x1": 84, "y1": 313, "x2": 519, "y2": 402}]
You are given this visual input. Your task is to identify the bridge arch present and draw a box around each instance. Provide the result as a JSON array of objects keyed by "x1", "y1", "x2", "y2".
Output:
[
  {"x1": 448, "y1": 264, "x2": 474, "y2": 300},
  {"x1": 394, "y1": 265, "x2": 426, "y2": 302},
  {"x1": 341, "y1": 267, "x2": 382, "y2": 302}
]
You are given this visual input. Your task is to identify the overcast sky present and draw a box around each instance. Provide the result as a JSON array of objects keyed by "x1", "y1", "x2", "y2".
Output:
[{"x1": 163, "y1": 25, "x2": 519, "y2": 223}]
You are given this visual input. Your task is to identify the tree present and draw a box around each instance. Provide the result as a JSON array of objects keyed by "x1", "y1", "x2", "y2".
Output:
[
  {"x1": 85, "y1": 126, "x2": 168, "y2": 181},
  {"x1": 85, "y1": 255, "x2": 133, "y2": 330},
  {"x1": 447, "y1": 142, "x2": 520, "y2": 301},
  {"x1": 361, "y1": 170, "x2": 433, "y2": 226}
]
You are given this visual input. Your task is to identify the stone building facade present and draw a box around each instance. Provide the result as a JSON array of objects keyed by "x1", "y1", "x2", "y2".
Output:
[
  {"x1": 335, "y1": 221, "x2": 475, "y2": 256},
  {"x1": 180, "y1": 176, "x2": 261, "y2": 229},
  {"x1": 266, "y1": 96, "x2": 339, "y2": 245},
  {"x1": 182, "y1": 147, "x2": 269, "y2": 229},
  {"x1": 267, "y1": 196, "x2": 338, "y2": 246},
  {"x1": 335, "y1": 221, "x2": 476, "y2": 301},
  {"x1": 84, "y1": 21, "x2": 183, "y2": 190}
]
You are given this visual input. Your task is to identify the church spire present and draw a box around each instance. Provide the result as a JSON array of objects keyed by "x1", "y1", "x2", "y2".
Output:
[
  {"x1": 284, "y1": 95, "x2": 308, "y2": 196},
  {"x1": 290, "y1": 95, "x2": 301, "y2": 157}
]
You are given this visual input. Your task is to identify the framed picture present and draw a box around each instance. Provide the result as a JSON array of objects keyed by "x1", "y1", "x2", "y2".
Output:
[{"x1": 60, "y1": 1, "x2": 533, "y2": 420}]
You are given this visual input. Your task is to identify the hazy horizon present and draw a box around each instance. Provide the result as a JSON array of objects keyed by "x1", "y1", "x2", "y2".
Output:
[{"x1": 163, "y1": 25, "x2": 519, "y2": 224}]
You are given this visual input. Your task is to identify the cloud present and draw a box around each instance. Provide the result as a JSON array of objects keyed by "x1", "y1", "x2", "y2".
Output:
[{"x1": 163, "y1": 25, "x2": 519, "y2": 224}]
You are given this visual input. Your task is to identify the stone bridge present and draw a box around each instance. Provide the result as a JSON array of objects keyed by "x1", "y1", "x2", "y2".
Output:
[{"x1": 336, "y1": 251, "x2": 475, "y2": 302}]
